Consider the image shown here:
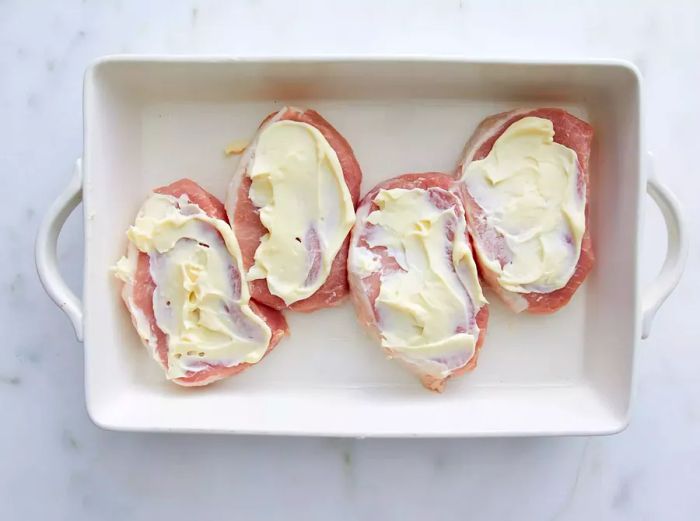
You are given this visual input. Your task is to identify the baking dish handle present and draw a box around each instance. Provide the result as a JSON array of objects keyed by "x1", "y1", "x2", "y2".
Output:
[
  {"x1": 641, "y1": 152, "x2": 687, "y2": 339},
  {"x1": 35, "y1": 159, "x2": 84, "y2": 341}
]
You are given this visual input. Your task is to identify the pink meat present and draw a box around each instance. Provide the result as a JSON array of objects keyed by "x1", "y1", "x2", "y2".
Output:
[
  {"x1": 126, "y1": 179, "x2": 289, "y2": 387},
  {"x1": 457, "y1": 108, "x2": 595, "y2": 314},
  {"x1": 229, "y1": 107, "x2": 362, "y2": 312},
  {"x1": 348, "y1": 172, "x2": 489, "y2": 392}
]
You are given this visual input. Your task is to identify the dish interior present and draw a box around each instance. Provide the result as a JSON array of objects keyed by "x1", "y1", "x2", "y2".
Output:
[{"x1": 83, "y1": 59, "x2": 640, "y2": 435}]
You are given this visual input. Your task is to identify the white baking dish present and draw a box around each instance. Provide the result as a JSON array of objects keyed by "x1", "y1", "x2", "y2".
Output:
[{"x1": 36, "y1": 57, "x2": 686, "y2": 437}]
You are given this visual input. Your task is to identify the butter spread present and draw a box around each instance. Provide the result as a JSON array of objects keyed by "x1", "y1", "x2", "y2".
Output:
[
  {"x1": 114, "y1": 193, "x2": 271, "y2": 379},
  {"x1": 461, "y1": 116, "x2": 586, "y2": 293},
  {"x1": 246, "y1": 120, "x2": 355, "y2": 305},
  {"x1": 224, "y1": 139, "x2": 249, "y2": 156},
  {"x1": 356, "y1": 188, "x2": 486, "y2": 376}
]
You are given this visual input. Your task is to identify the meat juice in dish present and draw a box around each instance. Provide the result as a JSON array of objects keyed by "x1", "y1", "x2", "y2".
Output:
[
  {"x1": 348, "y1": 173, "x2": 489, "y2": 392},
  {"x1": 226, "y1": 107, "x2": 362, "y2": 312},
  {"x1": 457, "y1": 109, "x2": 594, "y2": 313},
  {"x1": 114, "y1": 179, "x2": 288, "y2": 386}
]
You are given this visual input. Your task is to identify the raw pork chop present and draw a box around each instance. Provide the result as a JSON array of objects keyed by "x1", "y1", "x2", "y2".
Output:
[
  {"x1": 117, "y1": 179, "x2": 288, "y2": 386},
  {"x1": 457, "y1": 108, "x2": 594, "y2": 313},
  {"x1": 226, "y1": 107, "x2": 362, "y2": 312},
  {"x1": 348, "y1": 172, "x2": 489, "y2": 392}
]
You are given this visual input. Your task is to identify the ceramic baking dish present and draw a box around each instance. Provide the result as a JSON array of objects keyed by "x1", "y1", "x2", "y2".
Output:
[{"x1": 36, "y1": 57, "x2": 686, "y2": 437}]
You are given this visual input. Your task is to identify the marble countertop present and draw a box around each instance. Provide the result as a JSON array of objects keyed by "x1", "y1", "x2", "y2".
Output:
[{"x1": 2, "y1": 1, "x2": 698, "y2": 519}]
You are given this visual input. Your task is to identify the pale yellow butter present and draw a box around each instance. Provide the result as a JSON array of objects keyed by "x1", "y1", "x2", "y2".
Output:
[
  {"x1": 224, "y1": 139, "x2": 250, "y2": 156},
  {"x1": 246, "y1": 120, "x2": 355, "y2": 305},
  {"x1": 361, "y1": 188, "x2": 486, "y2": 374},
  {"x1": 461, "y1": 116, "x2": 586, "y2": 293},
  {"x1": 116, "y1": 194, "x2": 271, "y2": 379}
]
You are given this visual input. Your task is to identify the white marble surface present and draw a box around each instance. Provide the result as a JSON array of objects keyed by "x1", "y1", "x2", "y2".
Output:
[{"x1": 2, "y1": 0, "x2": 699, "y2": 519}]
